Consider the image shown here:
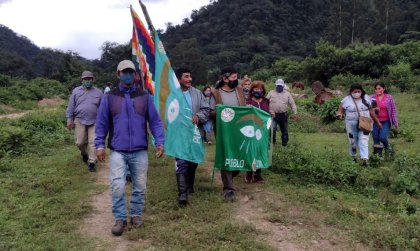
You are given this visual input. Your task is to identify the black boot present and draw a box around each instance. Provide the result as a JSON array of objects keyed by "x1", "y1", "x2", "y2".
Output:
[
  {"x1": 176, "y1": 173, "x2": 188, "y2": 206},
  {"x1": 373, "y1": 144, "x2": 384, "y2": 158},
  {"x1": 186, "y1": 167, "x2": 197, "y2": 194}
]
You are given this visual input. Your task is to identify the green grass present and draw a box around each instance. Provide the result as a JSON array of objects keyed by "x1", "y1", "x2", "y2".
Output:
[
  {"x1": 1, "y1": 92, "x2": 418, "y2": 250},
  {"x1": 124, "y1": 149, "x2": 274, "y2": 251},
  {"x1": 0, "y1": 144, "x2": 102, "y2": 251}
]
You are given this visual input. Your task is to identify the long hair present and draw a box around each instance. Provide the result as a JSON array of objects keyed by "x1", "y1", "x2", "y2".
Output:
[
  {"x1": 349, "y1": 83, "x2": 369, "y2": 108},
  {"x1": 374, "y1": 81, "x2": 389, "y2": 94}
]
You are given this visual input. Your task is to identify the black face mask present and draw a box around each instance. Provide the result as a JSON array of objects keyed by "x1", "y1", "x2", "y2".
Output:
[{"x1": 227, "y1": 79, "x2": 239, "y2": 88}]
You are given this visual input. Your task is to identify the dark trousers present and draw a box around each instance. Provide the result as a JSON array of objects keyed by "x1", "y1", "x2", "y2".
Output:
[
  {"x1": 175, "y1": 158, "x2": 198, "y2": 174},
  {"x1": 273, "y1": 112, "x2": 289, "y2": 146},
  {"x1": 221, "y1": 170, "x2": 239, "y2": 195}
]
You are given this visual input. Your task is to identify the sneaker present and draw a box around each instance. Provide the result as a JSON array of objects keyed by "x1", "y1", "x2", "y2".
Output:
[
  {"x1": 207, "y1": 141, "x2": 212, "y2": 145},
  {"x1": 88, "y1": 163, "x2": 96, "y2": 172},
  {"x1": 111, "y1": 220, "x2": 127, "y2": 236},
  {"x1": 130, "y1": 216, "x2": 143, "y2": 228},
  {"x1": 244, "y1": 172, "x2": 253, "y2": 183},
  {"x1": 81, "y1": 153, "x2": 88, "y2": 163},
  {"x1": 224, "y1": 191, "x2": 236, "y2": 202},
  {"x1": 253, "y1": 174, "x2": 265, "y2": 183}
]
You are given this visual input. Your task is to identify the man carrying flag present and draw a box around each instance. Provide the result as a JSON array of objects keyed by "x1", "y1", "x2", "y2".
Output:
[
  {"x1": 133, "y1": 2, "x2": 208, "y2": 205},
  {"x1": 173, "y1": 68, "x2": 211, "y2": 206},
  {"x1": 210, "y1": 67, "x2": 246, "y2": 201}
]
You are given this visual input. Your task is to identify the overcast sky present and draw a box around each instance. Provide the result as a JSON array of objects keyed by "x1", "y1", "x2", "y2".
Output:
[{"x1": 0, "y1": 0, "x2": 210, "y2": 59}]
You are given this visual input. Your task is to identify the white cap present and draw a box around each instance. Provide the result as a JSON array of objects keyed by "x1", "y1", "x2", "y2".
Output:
[
  {"x1": 275, "y1": 79, "x2": 285, "y2": 86},
  {"x1": 116, "y1": 60, "x2": 135, "y2": 73}
]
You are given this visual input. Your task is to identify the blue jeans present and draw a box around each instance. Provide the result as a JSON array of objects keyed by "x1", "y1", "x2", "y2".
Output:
[
  {"x1": 109, "y1": 150, "x2": 148, "y2": 221},
  {"x1": 203, "y1": 120, "x2": 213, "y2": 142},
  {"x1": 345, "y1": 120, "x2": 370, "y2": 160},
  {"x1": 372, "y1": 120, "x2": 390, "y2": 149}
]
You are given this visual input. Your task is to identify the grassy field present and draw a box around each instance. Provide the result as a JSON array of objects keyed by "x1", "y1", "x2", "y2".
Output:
[{"x1": 0, "y1": 93, "x2": 418, "y2": 250}]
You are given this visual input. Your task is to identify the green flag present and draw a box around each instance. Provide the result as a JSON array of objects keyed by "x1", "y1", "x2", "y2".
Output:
[
  {"x1": 214, "y1": 105, "x2": 271, "y2": 171},
  {"x1": 153, "y1": 31, "x2": 204, "y2": 164}
]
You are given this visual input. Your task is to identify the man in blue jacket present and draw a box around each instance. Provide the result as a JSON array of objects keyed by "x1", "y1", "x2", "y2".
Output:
[{"x1": 95, "y1": 60, "x2": 164, "y2": 236}]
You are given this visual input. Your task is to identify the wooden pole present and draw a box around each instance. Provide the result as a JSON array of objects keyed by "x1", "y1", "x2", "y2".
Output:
[{"x1": 138, "y1": 0, "x2": 156, "y2": 36}]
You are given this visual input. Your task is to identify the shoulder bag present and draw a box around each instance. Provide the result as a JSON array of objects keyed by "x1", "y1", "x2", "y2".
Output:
[{"x1": 352, "y1": 98, "x2": 372, "y2": 133}]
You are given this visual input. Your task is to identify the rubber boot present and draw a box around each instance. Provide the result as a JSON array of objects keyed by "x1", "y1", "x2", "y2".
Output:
[
  {"x1": 176, "y1": 173, "x2": 188, "y2": 206},
  {"x1": 186, "y1": 167, "x2": 197, "y2": 194},
  {"x1": 373, "y1": 144, "x2": 384, "y2": 159}
]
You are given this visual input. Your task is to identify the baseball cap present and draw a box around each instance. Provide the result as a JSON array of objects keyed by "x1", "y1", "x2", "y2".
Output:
[
  {"x1": 81, "y1": 71, "x2": 94, "y2": 79},
  {"x1": 275, "y1": 79, "x2": 285, "y2": 86},
  {"x1": 116, "y1": 60, "x2": 136, "y2": 73}
]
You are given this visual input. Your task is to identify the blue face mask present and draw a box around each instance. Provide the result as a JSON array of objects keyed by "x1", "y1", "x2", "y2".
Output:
[
  {"x1": 120, "y1": 73, "x2": 134, "y2": 85},
  {"x1": 276, "y1": 85, "x2": 284, "y2": 93},
  {"x1": 252, "y1": 91, "x2": 263, "y2": 98}
]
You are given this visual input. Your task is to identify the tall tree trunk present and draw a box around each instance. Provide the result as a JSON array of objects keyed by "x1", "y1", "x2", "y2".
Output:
[
  {"x1": 339, "y1": 0, "x2": 342, "y2": 48},
  {"x1": 385, "y1": 0, "x2": 389, "y2": 44},
  {"x1": 351, "y1": 0, "x2": 355, "y2": 44}
]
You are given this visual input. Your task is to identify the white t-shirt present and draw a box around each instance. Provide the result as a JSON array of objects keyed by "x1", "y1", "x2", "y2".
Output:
[{"x1": 341, "y1": 95, "x2": 372, "y2": 121}]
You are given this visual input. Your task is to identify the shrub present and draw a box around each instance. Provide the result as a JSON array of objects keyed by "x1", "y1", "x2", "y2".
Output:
[
  {"x1": 318, "y1": 98, "x2": 340, "y2": 123},
  {"x1": 386, "y1": 62, "x2": 415, "y2": 91},
  {"x1": 390, "y1": 155, "x2": 420, "y2": 195},
  {"x1": 0, "y1": 125, "x2": 30, "y2": 156},
  {"x1": 329, "y1": 74, "x2": 367, "y2": 90}
]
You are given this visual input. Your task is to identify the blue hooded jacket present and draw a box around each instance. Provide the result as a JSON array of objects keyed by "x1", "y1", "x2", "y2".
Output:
[{"x1": 95, "y1": 84, "x2": 164, "y2": 151}]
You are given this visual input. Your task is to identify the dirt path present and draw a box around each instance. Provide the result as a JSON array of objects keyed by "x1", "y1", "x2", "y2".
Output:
[
  {"x1": 80, "y1": 161, "x2": 142, "y2": 251},
  {"x1": 206, "y1": 157, "x2": 368, "y2": 251},
  {"x1": 81, "y1": 146, "x2": 368, "y2": 251},
  {"x1": 0, "y1": 111, "x2": 28, "y2": 119}
]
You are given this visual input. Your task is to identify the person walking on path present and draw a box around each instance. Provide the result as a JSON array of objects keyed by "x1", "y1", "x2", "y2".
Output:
[
  {"x1": 94, "y1": 60, "x2": 164, "y2": 236},
  {"x1": 370, "y1": 82, "x2": 398, "y2": 157},
  {"x1": 245, "y1": 80, "x2": 270, "y2": 183},
  {"x1": 174, "y1": 68, "x2": 211, "y2": 206},
  {"x1": 336, "y1": 83, "x2": 381, "y2": 165},
  {"x1": 210, "y1": 67, "x2": 246, "y2": 202},
  {"x1": 266, "y1": 79, "x2": 298, "y2": 146},
  {"x1": 66, "y1": 70, "x2": 103, "y2": 172}
]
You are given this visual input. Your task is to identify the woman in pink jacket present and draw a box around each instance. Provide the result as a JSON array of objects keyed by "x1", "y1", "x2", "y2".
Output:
[{"x1": 371, "y1": 82, "x2": 398, "y2": 157}]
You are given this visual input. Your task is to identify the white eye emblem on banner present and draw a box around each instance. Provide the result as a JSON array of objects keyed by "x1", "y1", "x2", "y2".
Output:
[
  {"x1": 240, "y1": 126, "x2": 262, "y2": 141},
  {"x1": 167, "y1": 99, "x2": 180, "y2": 123},
  {"x1": 240, "y1": 125, "x2": 255, "y2": 138},
  {"x1": 267, "y1": 118, "x2": 272, "y2": 129}
]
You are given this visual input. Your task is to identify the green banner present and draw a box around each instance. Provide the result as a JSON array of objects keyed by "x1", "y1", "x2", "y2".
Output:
[{"x1": 214, "y1": 105, "x2": 271, "y2": 171}]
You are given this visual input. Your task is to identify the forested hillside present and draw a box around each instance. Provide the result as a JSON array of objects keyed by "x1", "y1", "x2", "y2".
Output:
[
  {"x1": 0, "y1": 25, "x2": 112, "y2": 84},
  {"x1": 1, "y1": 0, "x2": 419, "y2": 86},
  {"x1": 160, "y1": 0, "x2": 420, "y2": 83}
]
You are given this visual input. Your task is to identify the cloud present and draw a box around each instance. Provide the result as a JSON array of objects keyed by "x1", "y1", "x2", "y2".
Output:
[
  {"x1": 0, "y1": 0, "x2": 12, "y2": 6},
  {"x1": 142, "y1": 0, "x2": 169, "y2": 3}
]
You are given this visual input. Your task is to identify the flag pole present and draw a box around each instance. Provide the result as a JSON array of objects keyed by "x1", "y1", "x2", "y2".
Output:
[
  {"x1": 269, "y1": 120, "x2": 274, "y2": 166},
  {"x1": 138, "y1": 0, "x2": 156, "y2": 36}
]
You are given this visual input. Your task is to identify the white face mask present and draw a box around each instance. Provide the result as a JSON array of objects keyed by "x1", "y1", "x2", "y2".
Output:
[{"x1": 351, "y1": 93, "x2": 361, "y2": 99}]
